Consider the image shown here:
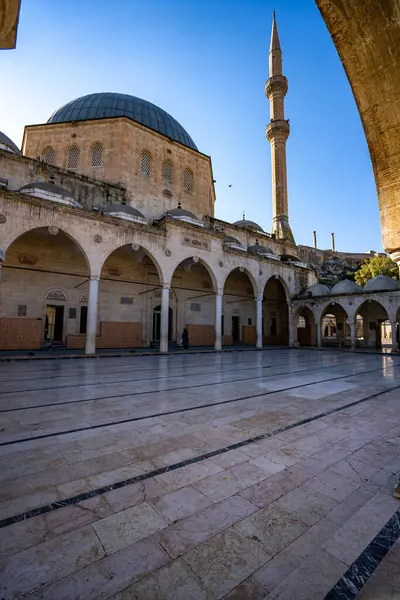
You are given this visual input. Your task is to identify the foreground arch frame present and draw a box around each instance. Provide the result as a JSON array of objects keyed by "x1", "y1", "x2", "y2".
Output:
[{"x1": 316, "y1": 0, "x2": 400, "y2": 265}]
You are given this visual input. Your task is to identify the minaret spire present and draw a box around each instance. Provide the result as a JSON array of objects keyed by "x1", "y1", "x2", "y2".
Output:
[{"x1": 265, "y1": 13, "x2": 294, "y2": 242}]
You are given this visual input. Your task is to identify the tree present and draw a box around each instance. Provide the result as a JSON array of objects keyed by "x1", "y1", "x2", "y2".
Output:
[{"x1": 354, "y1": 254, "x2": 399, "y2": 287}]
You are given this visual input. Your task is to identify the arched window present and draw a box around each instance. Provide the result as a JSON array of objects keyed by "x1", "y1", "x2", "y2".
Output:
[
  {"x1": 182, "y1": 168, "x2": 193, "y2": 192},
  {"x1": 162, "y1": 159, "x2": 173, "y2": 186},
  {"x1": 140, "y1": 150, "x2": 152, "y2": 177},
  {"x1": 42, "y1": 146, "x2": 55, "y2": 165},
  {"x1": 67, "y1": 145, "x2": 80, "y2": 169},
  {"x1": 91, "y1": 142, "x2": 103, "y2": 167}
]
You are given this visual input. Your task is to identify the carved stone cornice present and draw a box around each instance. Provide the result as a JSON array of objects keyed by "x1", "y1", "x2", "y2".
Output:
[
  {"x1": 265, "y1": 75, "x2": 288, "y2": 98},
  {"x1": 266, "y1": 119, "x2": 290, "y2": 141}
]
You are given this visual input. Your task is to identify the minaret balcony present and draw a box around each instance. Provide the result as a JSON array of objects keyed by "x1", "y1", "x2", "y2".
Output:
[
  {"x1": 266, "y1": 119, "x2": 290, "y2": 141},
  {"x1": 265, "y1": 75, "x2": 288, "y2": 98}
]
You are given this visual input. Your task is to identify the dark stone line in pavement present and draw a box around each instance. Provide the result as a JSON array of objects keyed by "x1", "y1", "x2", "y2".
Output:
[
  {"x1": 0, "y1": 383, "x2": 399, "y2": 531},
  {"x1": 0, "y1": 364, "x2": 392, "y2": 447},
  {"x1": 324, "y1": 510, "x2": 400, "y2": 600}
]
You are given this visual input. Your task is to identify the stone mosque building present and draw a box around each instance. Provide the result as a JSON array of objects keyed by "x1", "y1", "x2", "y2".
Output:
[{"x1": 0, "y1": 15, "x2": 399, "y2": 355}]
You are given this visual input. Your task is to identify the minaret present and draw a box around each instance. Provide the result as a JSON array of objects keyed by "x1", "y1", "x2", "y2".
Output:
[{"x1": 265, "y1": 13, "x2": 294, "y2": 242}]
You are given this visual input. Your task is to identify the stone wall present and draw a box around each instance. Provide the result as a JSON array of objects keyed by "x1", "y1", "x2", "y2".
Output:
[
  {"x1": 0, "y1": 317, "x2": 42, "y2": 350},
  {"x1": 23, "y1": 118, "x2": 215, "y2": 222},
  {"x1": 1, "y1": 149, "x2": 127, "y2": 210}
]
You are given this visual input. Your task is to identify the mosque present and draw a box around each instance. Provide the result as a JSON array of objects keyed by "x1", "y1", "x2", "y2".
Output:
[{"x1": 0, "y1": 16, "x2": 399, "y2": 355}]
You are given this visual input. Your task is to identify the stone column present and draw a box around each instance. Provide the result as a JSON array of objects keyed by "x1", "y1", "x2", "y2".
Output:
[
  {"x1": 316, "y1": 321, "x2": 322, "y2": 348},
  {"x1": 288, "y1": 305, "x2": 295, "y2": 347},
  {"x1": 85, "y1": 275, "x2": 99, "y2": 355},
  {"x1": 214, "y1": 290, "x2": 223, "y2": 351},
  {"x1": 160, "y1": 284, "x2": 170, "y2": 353},
  {"x1": 391, "y1": 321, "x2": 398, "y2": 352},
  {"x1": 350, "y1": 321, "x2": 356, "y2": 350},
  {"x1": 256, "y1": 296, "x2": 263, "y2": 349}
]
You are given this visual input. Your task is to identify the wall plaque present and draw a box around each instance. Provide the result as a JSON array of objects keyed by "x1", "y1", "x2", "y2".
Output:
[
  {"x1": 182, "y1": 235, "x2": 210, "y2": 252},
  {"x1": 190, "y1": 303, "x2": 201, "y2": 312},
  {"x1": 19, "y1": 254, "x2": 36, "y2": 265},
  {"x1": 120, "y1": 297, "x2": 134, "y2": 304}
]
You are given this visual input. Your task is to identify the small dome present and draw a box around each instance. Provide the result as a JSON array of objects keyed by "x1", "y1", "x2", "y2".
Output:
[
  {"x1": 19, "y1": 181, "x2": 81, "y2": 207},
  {"x1": 331, "y1": 280, "x2": 362, "y2": 295},
  {"x1": 223, "y1": 236, "x2": 243, "y2": 246},
  {"x1": 48, "y1": 92, "x2": 197, "y2": 150},
  {"x1": 0, "y1": 131, "x2": 21, "y2": 154},
  {"x1": 247, "y1": 240, "x2": 275, "y2": 255},
  {"x1": 160, "y1": 202, "x2": 203, "y2": 227},
  {"x1": 306, "y1": 283, "x2": 331, "y2": 297},
  {"x1": 363, "y1": 275, "x2": 399, "y2": 292},
  {"x1": 103, "y1": 204, "x2": 148, "y2": 224},
  {"x1": 223, "y1": 236, "x2": 246, "y2": 252},
  {"x1": 233, "y1": 215, "x2": 264, "y2": 233}
]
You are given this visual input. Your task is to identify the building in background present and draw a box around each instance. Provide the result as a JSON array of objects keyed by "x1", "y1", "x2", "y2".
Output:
[{"x1": 0, "y1": 14, "x2": 398, "y2": 355}]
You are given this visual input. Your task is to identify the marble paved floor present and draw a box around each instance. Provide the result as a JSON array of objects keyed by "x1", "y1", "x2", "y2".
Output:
[{"x1": 0, "y1": 348, "x2": 399, "y2": 599}]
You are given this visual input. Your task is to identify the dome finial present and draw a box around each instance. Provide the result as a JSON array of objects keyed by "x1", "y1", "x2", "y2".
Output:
[
  {"x1": 255, "y1": 239, "x2": 259, "y2": 245},
  {"x1": 243, "y1": 211, "x2": 245, "y2": 220},
  {"x1": 49, "y1": 168, "x2": 55, "y2": 185},
  {"x1": 177, "y1": 201, "x2": 182, "y2": 209}
]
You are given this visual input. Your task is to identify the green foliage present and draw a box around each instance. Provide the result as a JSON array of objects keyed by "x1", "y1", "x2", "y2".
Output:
[{"x1": 354, "y1": 255, "x2": 399, "y2": 287}]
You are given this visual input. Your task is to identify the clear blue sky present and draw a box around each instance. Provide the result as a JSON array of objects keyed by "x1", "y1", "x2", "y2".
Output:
[{"x1": 1, "y1": 0, "x2": 382, "y2": 253}]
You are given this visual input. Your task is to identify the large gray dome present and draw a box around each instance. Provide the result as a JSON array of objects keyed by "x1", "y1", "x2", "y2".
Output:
[
  {"x1": 0, "y1": 130, "x2": 21, "y2": 154},
  {"x1": 48, "y1": 93, "x2": 198, "y2": 151}
]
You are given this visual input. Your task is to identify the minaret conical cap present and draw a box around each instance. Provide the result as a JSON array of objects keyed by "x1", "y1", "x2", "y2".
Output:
[{"x1": 270, "y1": 11, "x2": 281, "y2": 53}]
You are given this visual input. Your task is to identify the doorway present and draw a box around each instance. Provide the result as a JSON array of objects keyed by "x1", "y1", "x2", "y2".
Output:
[
  {"x1": 232, "y1": 315, "x2": 240, "y2": 344},
  {"x1": 45, "y1": 305, "x2": 64, "y2": 341},
  {"x1": 152, "y1": 305, "x2": 173, "y2": 341},
  {"x1": 80, "y1": 306, "x2": 88, "y2": 334}
]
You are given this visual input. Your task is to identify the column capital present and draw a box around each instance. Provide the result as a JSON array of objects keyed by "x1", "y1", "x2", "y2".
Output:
[
  {"x1": 90, "y1": 275, "x2": 100, "y2": 282},
  {"x1": 216, "y1": 288, "x2": 223, "y2": 296},
  {"x1": 256, "y1": 295, "x2": 263, "y2": 303},
  {"x1": 162, "y1": 283, "x2": 171, "y2": 291}
]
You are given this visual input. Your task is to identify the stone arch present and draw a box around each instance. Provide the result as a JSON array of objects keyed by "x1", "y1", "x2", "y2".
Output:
[
  {"x1": 320, "y1": 301, "x2": 351, "y2": 347},
  {"x1": 222, "y1": 266, "x2": 258, "y2": 297},
  {"x1": 293, "y1": 304, "x2": 317, "y2": 347},
  {"x1": 356, "y1": 299, "x2": 390, "y2": 349},
  {"x1": 223, "y1": 266, "x2": 258, "y2": 346},
  {"x1": 167, "y1": 255, "x2": 218, "y2": 293},
  {"x1": 263, "y1": 274, "x2": 290, "y2": 301},
  {"x1": 3, "y1": 225, "x2": 92, "y2": 275},
  {"x1": 263, "y1": 275, "x2": 289, "y2": 345},
  {"x1": 99, "y1": 242, "x2": 164, "y2": 284}
]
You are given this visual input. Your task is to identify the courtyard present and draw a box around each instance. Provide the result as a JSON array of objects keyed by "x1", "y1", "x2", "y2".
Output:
[{"x1": 0, "y1": 348, "x2": 399, "y2": 598}]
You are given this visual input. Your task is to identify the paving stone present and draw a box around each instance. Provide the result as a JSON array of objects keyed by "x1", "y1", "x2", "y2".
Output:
[
  {"x1": 157, "y1": 494, "x2": 258, "y2": 559},
  {"x1": 112, "y1": 558, "x2": 212, "y2": 599},
  {"x1": 92, "y1": 502, "x2": 167, "y2": 554},
  {"x1": 235, "y1": 504, "x2": 308, "y2": 557},
  {"x1": 27, "y1": 537, "x2": 169, "y2": 600},
  {"x1": 149, "y1": 486, "x2": 212, "y2": 523},
  {"x1": 183, "y1": 527, "x2": 270, "y2": 599},
  {"x1": 0, "y1": 525, "x2": 105, "y2": 599}
]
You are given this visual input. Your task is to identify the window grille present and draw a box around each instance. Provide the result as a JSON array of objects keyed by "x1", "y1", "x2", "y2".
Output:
[
  {"x1": 298, "y1": 316, "x2": 306, "y2": 328},
  {"x1": 67, "y1": 145, "x2": 79, "y2": 169},
  {"x1": 91, "y1": 142, "x2": 103, "y2": 167},
  {"x1": 140, "y1": 150, "x2": 152, "y2": 176},
  {"x1": 42, "y1": 146, "x2": 55, "y2": 165},
  {"x1": 162, "y1": 160, "x2": 173, "y2": 186},
  {"x1": 183, "y1": 168, "x2": 193, "y2": 192}
]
